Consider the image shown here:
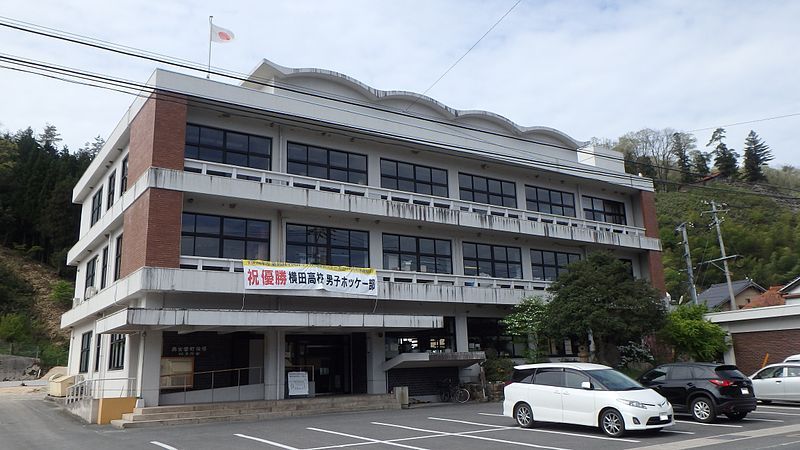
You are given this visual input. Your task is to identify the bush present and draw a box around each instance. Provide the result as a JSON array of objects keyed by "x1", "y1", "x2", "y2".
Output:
[
  {"x1": 483, "y1": 353, "x2": 515, "y2": 382},
  {"x1": 50, "y1": 280, "x2": 74, "y2": 308},
  {"x1": 0, "y1": 313, "x2": 30, "y2": 343}
]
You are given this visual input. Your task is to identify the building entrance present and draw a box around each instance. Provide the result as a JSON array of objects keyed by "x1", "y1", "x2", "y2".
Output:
[{"x1": 286, "y1": 334, "x2": 367, "y2": 395}]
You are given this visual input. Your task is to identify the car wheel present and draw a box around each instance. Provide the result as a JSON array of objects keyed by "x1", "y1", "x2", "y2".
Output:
[
  {"x1": 690, "y1": 397, "x2": 717, "y2": 423},
  {"x1": 514, "y1": 403, "x2": 534, "y2": 428},
  {"x1": 600, "y1": 409, "x2": 626, "y2": 438},
  {"x1": 726, "y1": 412, "x2": 747, "y2": 421}
]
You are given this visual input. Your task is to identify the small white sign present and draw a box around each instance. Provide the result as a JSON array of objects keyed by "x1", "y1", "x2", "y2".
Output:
[{"x1": 288, "y1": 371, "x2": 309, "y2": 396}]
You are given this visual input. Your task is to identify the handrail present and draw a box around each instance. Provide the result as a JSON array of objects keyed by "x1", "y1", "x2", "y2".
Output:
[
  {"x1": 159, "y1": 366, "x2": 264, "y2": 405},
  {"x1": 65, "y1": 376, "x2": 137, "y2": 404},
  {"x1": 182, "y1": 159, "x2": 647, "y2": 237}
]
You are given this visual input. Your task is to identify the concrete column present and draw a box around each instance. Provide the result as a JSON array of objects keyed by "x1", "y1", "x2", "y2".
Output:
[
  {"x1": 139, "y1": 330, "x2": 163, "y2": 407},
  {"x1": 455, "y1": 312, "x2": 469, "y2": 352},
  {"x1": 366, "y1": 331, "x2": 387, "y2": 394},
  {"x1": 264, "y1": 329, "x2": 285, "y2": 400}
]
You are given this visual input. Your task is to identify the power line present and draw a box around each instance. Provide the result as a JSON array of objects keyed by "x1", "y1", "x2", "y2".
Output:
[
  {"x1": 687, "y1": 112, "x2": 800, "y2": 133},
  {"x1": 405, "y1": 0, "x2": 522, "y2": 111},
  {"x1": 2, "y1": 16, "x2": 798, "y2": 196},
  {"x1": 2, "y1": 51, "x2": 799, "y2": 204}
]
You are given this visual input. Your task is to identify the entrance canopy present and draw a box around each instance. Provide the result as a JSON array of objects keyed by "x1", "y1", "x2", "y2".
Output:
[
  {"x1": 381, "y1": 351, "x2": 486, "y2": 371},
  {"x1": 95, "y1": 308, "x2": 443, "y2": 334}
]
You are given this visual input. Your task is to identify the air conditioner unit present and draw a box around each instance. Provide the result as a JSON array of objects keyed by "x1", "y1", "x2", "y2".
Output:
[{"x1": 84, "y1": 286, "x2": 98, "y2": 299}]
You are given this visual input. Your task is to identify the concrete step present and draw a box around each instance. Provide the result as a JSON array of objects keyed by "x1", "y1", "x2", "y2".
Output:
[{"x1": 112, "y1": 394, "x2": 400, "y2": 429}]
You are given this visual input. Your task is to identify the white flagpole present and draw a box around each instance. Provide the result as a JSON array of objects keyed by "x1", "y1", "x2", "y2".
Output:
[{"x1": 207, "y1": 16, "x2": 213, "y2": 79}]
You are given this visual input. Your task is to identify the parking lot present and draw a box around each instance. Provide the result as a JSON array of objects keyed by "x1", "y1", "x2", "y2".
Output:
[
  {"x1": 133, "y1": 401, "x2": 800, "y2": 450},
  {"x1": 5, "y1": 394, "x2": 800, "y2": 450}
]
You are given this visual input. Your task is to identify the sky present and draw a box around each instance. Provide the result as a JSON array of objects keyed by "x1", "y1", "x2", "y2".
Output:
[{"x1": 1, "y1": 0, "x2": 798, "y2": 167}]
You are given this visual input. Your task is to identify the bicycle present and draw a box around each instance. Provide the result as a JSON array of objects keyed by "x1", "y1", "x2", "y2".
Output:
[{"x1": 438, "y1": 378, "x2": 470, "y2": 403}]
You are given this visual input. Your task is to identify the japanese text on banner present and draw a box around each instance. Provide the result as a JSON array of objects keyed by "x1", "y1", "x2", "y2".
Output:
[{"x1": 243, "y1": 261, "x2": 378, "y2": 296}]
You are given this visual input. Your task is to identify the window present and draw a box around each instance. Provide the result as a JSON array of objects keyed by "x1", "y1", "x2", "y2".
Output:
[
  {"x1": 107, "y1": 171, "x2": 116, "y2": 210},
  {"x1": 467, "y1": 317, "x2": 526, "y2": 357},
  {"x1": 525, "y1": 185, "x2": 575, "y2": 217},
  {"x1": 286, "y1": 224, "x2": 369, "y2": 267},
  {"x1": 458, "y1": 173, "x2": 516, "y2": 208},
  {"x1": 184, "y1": 124, "x2": 271, "y2": 170},
  {"x1": 380, "y1": 159, "x2": 448, "y2": 197},
  {"x1": 564, "y1": 370, "x2": 590, "y2": 389},
  {"x1": 108, "y1": 334, "x2": 125, "y2": 370},
  {"x1": 533, "y1": 368, "x2": 564, "y2": 387},
  {"x1": 668, "y1": 365, "x2": 693, "y2": 380},
  {"x1": 287, "y1": 142, "x2": 367, "y2": 185},
  {"x1": 100, "y1": 246, "x2": 109, "y2": 289},
  {"x1": 94, "y1": 334, "x2": 102, "y2": 372},
  {"x1": 641, "y1": 368, "x2": 667, "y2": 383},
  {"x1": 113, "y1": 235, "x2": 123, "y2": 281},
  {"x1": 511, "y1": 369, "x2": 536, "y2": 384},
  {"x1": 382, "y1": 234, "x2": 452, "y2": 273},
  {"x1": 530, "y1": 250, "x2": 581, "y2": 281},
  {"x1": 85, "y1": 256, "x2": 97, "y2": 289},
  {"x1": 463, "y1": 243, "x2": 522, "y2": 279},
  {"x1": 582, "y1": 196, "x2": 627, "y2": 225},
  {"x1": 79, "y1": 331, "x2": 92, "y2": 373},
  {"x1": 181, "y1": 213, "x2": 270, "y2": 260},
  {"x1": 120, "y1": 156, "x2": 128, "y2": 193},
  {"x1": 90, "y1": 188, "x2": 103, "y2": 225}
]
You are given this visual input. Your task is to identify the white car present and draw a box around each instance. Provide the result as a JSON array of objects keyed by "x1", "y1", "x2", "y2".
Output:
[
  {"x1": 751, "y1": 363, "x2": 800, "y2": 403},
  {"x1": 784, "y1": 354, "x2": 800, "y2": 363},
  {"x1": 503, "y1": 362, "x2": 674, "y2": 437}
]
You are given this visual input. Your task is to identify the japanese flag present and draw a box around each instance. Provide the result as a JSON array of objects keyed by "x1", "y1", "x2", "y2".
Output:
[{"x1": 211, "y1": 23, "x2": 235, "y2": 43}]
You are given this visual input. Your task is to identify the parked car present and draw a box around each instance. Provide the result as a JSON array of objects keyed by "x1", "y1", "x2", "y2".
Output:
[
  {"x1": 784, "y1": 354, "x2": 800, "y2": 363},
  {"x1": 503, "y1": 363, "x2": 673, "y2": 438},
  {"x1": 639, "y1": 363, "x2": 756, "y2": 423},
  {"x1": 750, "y1": 363, "x2": 800, "y2": 403}
]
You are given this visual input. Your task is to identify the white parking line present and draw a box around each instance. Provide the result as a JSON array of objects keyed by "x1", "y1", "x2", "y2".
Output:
[
  {"x1": 660, "y1": 430, "x2": 696, "y2": 435},
  {"x1": 751, "y1": 410, "x2": 800, "y2": 417},
  {"x1": 150, "y1": 442, "x2": 179, "y2": 450},
  {"x1": 743, "y1": 417, "x2": 785, "y2": 423},
  {"x1": 373, "y1": 421, "x2": 572, "y2": 450},
  {"x1": 478, "y1": 413, "x2": 506, "y2": 417},
  {"x1": 234, "y1": 433, "x2": 299, "y2": 450},
  {"x1": 309, "y1": 427, "x2": 430, "y2": 450},
  {"x1": 757, "y1": 405, "x2": 800, "y2": 410},
  {"x1": 429, "y1": 416, "x2": 641, "y2": 443},
  {"x1": 674, "y1": 420, "x2": 743, "y2": 428}
]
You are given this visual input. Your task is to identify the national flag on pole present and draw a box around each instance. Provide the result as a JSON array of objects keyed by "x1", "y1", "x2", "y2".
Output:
[{"x1": 211, "y1": 23, "x2": 235, "y2": 43}]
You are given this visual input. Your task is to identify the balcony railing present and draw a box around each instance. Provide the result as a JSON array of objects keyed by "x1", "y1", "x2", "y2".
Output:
[
  {"x1": 183, "y1": 159, "x2": 646, "y2": 237},
  {"x1": 179, "y1": 255, "x2": 551, "y2": 291}
]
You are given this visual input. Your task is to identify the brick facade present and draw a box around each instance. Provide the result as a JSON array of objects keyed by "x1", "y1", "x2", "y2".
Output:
[
  {"x1": 639, "y1": 190, "x2": 666, "y2": 293},
  {"x1": 120, "y1": 188, "x2": 183, "y2": 278},
  {"x1": 731, "y1": 329, "x2": 800, "y2": 375},
  {"x1": 128, "y1": 92, "x2": 187, "y2": 185}
]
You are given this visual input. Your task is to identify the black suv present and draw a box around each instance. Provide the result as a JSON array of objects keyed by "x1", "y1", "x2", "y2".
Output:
[{"x1": 639, "y1": 363, "x2": 756, "y2": 423}]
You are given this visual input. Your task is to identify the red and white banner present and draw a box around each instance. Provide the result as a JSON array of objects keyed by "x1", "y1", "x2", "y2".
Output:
[{"x1": 243, "y1": 261, "x2": 378, "y2": 296}]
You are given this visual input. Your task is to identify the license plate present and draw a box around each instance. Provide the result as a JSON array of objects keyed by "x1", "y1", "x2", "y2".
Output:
[
  {"x1": 741, "y1": 388, "x2": 750, "y2": 394},
  {"x1": 660, "y1": 414, "x2": 668, "y2": 421}
]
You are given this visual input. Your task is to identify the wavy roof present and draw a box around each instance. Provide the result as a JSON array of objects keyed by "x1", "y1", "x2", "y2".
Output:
[{"x1": 243, "y1": 59, "x2": 584, "y2": 149}]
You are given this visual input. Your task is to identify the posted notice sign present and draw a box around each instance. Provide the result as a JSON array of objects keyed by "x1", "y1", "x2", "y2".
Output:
[
  {"x1": 287, "y1": 371, "x2": 309, "y2": 396},
  {"x1": 243, "y1": 260, "x2": 378, "y2": 296}
]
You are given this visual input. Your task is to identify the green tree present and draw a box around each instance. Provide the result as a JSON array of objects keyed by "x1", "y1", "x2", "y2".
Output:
[
  {"x1": 706, "y1": 128, "x2": 738, "y2": 178},
  {"x1": 671, "y1": 132, "x2": 697, "y2": 183},
  {"x1": 741, "y1": 130, "x2": 773, "y2": 182},
  {"x1": 544, "y1": 252, "x2": 667, "y2": 366},
  {"x1": 0, "y1": 313, "x2": 29, "y2": 343},
  {"x1": 501, "y1": 296, "x2": 549, "y2": 362},
  {"x1": 659, "y1": 304, "x2": 728, "y2": 361},
  {"x1": 690, "y1": 150, "x2": 711, "y2": 177}
]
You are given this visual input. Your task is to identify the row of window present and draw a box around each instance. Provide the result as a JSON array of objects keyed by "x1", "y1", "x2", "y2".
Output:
[
  {"x1": 183, "y1": 124, "x2": 628, "y2": 225},
  {"x1": 85, "y1": 235, "x2": 123, "y2": 292},
  {"x1": 78, "y1": 331, "x2": 125, "y2": 373},
  {"x1": 90, "y1": 156, "x2": 128, "y2": 226},
  {"x1": 180, "y1": 212, "x2": 584, "y2": 281}
]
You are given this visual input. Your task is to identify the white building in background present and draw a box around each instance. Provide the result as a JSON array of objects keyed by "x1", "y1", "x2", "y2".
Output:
[{"x1": 61, "y1": 59, "x2": 663, "y2": 407}]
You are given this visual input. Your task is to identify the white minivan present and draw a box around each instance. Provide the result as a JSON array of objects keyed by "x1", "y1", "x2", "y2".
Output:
[{"x1": 503, "y1": 362, "x2": 674, "y2": 437}]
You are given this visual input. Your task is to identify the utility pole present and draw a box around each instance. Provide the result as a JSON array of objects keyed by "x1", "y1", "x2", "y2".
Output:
[
  {"x1": 675, "y1": 222, "x2": 699, "y2": 305},
  {"x1": 702, "y1": 201, "x2": 737, "y2": 311}
]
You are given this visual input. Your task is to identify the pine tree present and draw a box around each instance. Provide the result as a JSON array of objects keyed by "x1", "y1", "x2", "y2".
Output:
[
  {"x1": 706, "y1": 128, "x2": 739, "y2": 178},
  {"x1": 690, "y1": 150, "x2": 711, "y2": 177},
  {"x1": 741, "y1": 130, "x2": 773, "y2": 182},
  {"x1": 671, "y1": 132, "x2": 697, "y2": 182}
]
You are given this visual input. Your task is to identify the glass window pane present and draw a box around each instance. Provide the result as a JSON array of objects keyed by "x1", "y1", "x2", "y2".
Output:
[
  {"x1": 537, "y1": 188, "x2": 550, "y2": 203},
  {"x1": 286, "y1": 225, "x2": 307, "y2": 243},
  {"x1": 349, "y1": 154, "x2": 367, "y2": 171},
  {"x1": 563, "y1": 193, "x2": 574, "y2": 207},
  {"x1": 418, "y1": 238, "x2": 435, "y2": 254},
  {"x1": 419, "y1": 256, "x2": 436, "y2": 272},
  {"x1": 507, "y1": 247, "x2": 521, "y2": 262},
  {"x1": 398, "y1": 179, "x2": 414, "y2": 192},
  {"x1": 474, "y1": 192, "x2": 488, "y2": 204},
  {"x1": 400, "y1": 254, "x2": 417, "y2": 271},
  {"x1": 416, "y1": 166, "x2": 431, "y2": 182},
  {"x1": 476, "y1": 244, "x2": 492, "y2": 259},
  {"x1": 493, "y1": 246, "x2": 508, "y2": 262},
  {"x1": 308, "y1": 165, "x2": 327, "y2": 179},
  {"x1": 551, "y1": 191, "x2": 562, "y2": 205},
  {"x1": 568, "y1": 254, "x2": 581, "y2": 264},
  {"x1": 532, "y1": 266, "x2": 544, "y2": 280},
  {"x1": 543, "y1": 251, "x2": 556, "y2": 265},
  {"x1": 249, "y1": 136, "x2": 270, "y2": 155},
  {"x1": 308, "y1": 227, "x2": 328, "y2": 244},
  {"x1": 382, "y1": 177, "x2": 398, "y2": 190},
  {"x1": 182, "y1": 213, "x2": 195, "y2": 233},
  {"x1": 384, "y1": 253, "x2": 400, "y2": 271},
  {"x1": 552, "y1": 206, "x2": 563, "y2": 216},
  {"x1": 287, "y1": 162, "x2": 307, "y2": 176},
  {"x1": 350, "y1": 250, "x2": 369, "y2": 268},
  {"x1": 186, "y1": 125, "x2": 200, "y2": 144},
  {"x1": 459, "y1": 189, "x2": 473, "y2": 202},
  {"x1": 180, "y1": 236, "x2": 194, "y2": 255},
  {"x1": 307, "y1": 246, "x2": 327, "y2": 264},
  {"x1": 226, "y1": 132, "x2": 248, "y2": 151},
  {"x1": 503, "y1": 196, "x2": 517, "y2": 208},
  {"x1": 329, "y1": 150, "x2": 348, "y2": 168},
  {"x1": 185, "y1": 145, "x2": 198, "y2": 159},
  {"x1": 226, "y1": 152, "x2": 247, "y2": 167},
  {"x1": 349, "y1": 171, "x2": 367, "y2": 185},
  {"x1": 246, "y1": 241, "x2": 269, "y2": 260},
  {"x1": 286, "y1": 244, "x2": 307, "y2": 263},
  {"x1": 478, "y1": 261, "x2": 493, "y2": 277},
  {"x1": 308, "y1": 147, "x2": 327, "y2": 165},
  {"x1": 593, "y1": 198, "x2": 604, "y2": 210},
  {"x1": 489, "y1": 194, "x2": 503, "y2": 206},
  {"x1": 473, "y1": 176, "x2": 487, "y2": 192},
  {"x1": 463, "y1": 262, "x2": 478, "y2": 276},
  {"x1": 383, "y1": 234, "x2": 399, "y2": 251},
  {"x1": 458, "y1": 173, "x2": 472, "y2": 189},
  {"x1": 350, "y1": 231, "x2": 368, "y2": 249},
  {"x1": 462, "y1": 243, "x2": 476, "y2": 259},
  {"x1": 330, "y1": 229, "x2": 349, "y2": 247},
  {"x1": 330, "y1": 168, "x2": 349, "y2": 182},
  {"x1": 397, "y1": 163, "x2": 414, "y2": 179},
  {"x1": 199, "y1": 148, "x2": 223, "y2": 163},
  {"x1": 501, "y1": 181, "x2": 515, "y2": 195},
  {"x1": 494, "y1": 263, "x2": 509, "y2": 278},
  {"x1": 432, "y1": 185, "x2": 448, "y2": 197},
  {"x1": 416, "y1": 183, "x2": 432, "y2": 195},
  {"x1": 380, "y1": 160, "x2": 396, "y2": 176},
  {"x1": 432, "y1": 169, "x2": 447, "y2": 185},
  {"x1": 436, "y1": 257, "x2": 452, "y2": 274},
  {"x1": 222, "y1": 240, "x2": 245, "y2": 259},
  {"x1": 435, "y1": 240, "x2": 451, "y2": 256},
  {"x1": 544, "y1": 266, "x2": 558, "y2": 280},
  {"x1": 582, "y1": 197, "x2": 593, "y2": 209},
  {"x1": 248, "y1": 155, "x2": 269, "y2": 170},
  {"x1": 287, "y1": 143, "x2": 307, "y2": 162},
  {"x1": 330, "y1": 248, "x2": 350, "y2": 266},
  {"x1": 195, "y1": 215, "x2": 220, "y2": 234},
  {"x1": 399, "y1": 236, "x2": 416, "y2": 252},
  {"x1": 557, "y1": 253, "x2": 569, "y2": 266},
  {"x1": 195, "y1": 237, "x2": 219, "y2": 257},
  {"x1": 564, "y1": 207, "x2": 575, "y2": 217},
  {"x1": 531, "y1": 250, "x2": 543, "y2": 265},
  {"x1": 223, "y1": 218, "x2": 246, "y2": 237},
  {"x1": 199, "y1": 128, "x2": 223, "y2": 147}
]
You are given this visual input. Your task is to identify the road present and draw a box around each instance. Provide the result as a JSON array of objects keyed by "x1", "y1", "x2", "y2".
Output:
[{"x1": 3, "y1": 392, "x2": 800, "y2": 450}]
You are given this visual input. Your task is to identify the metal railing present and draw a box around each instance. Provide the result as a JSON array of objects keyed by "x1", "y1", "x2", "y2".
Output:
[
  {"x1": 178, "y1": 255, "x2": 551, "y2": 291},
  {"x1": 159, "y1": 366, "x2": 264, "y2": 404},
  {"x1": 65, "y1": 377, "x2": 137, "y2": 404},
  {"x1": 182, "y1": 159, "x2": 649, "y2": 238}
]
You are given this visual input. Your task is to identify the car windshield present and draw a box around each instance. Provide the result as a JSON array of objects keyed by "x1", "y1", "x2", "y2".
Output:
[{"x1": 586, "y1": 369, "x2": 644, "y2": 391}]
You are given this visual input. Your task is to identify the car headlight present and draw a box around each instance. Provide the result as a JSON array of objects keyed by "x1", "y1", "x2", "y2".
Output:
[{"x1": 617, "y1": 399, "x2": 647, "y2": 409}]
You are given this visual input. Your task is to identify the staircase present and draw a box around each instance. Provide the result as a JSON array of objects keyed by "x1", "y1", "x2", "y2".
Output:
[{"x1": 110, "y1": 394, "x2": 400, "y2": 428}]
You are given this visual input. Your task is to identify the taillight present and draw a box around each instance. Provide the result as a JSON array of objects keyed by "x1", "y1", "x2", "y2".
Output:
[{"x1": 709, "y1": 379, "x2": 733, "y2": 387}]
